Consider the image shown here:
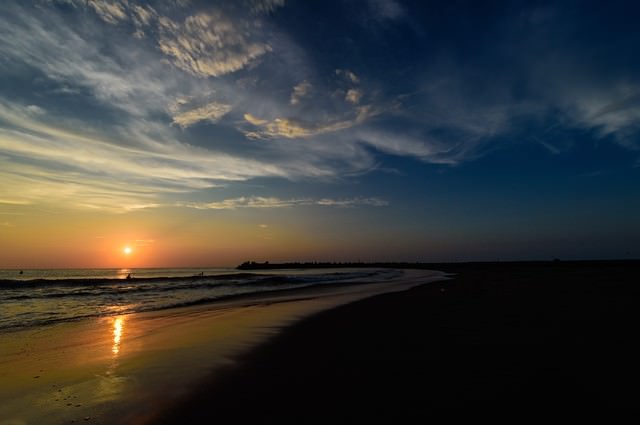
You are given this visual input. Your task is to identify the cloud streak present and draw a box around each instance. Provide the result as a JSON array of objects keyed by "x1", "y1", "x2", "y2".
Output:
[
  {"x1": 171, "y1": 101, "x2": 233, "y2": 127},
  {"x1": 179, "y1": 196, "x2": 388, "y2": 210},
  {"x1": 0, "y1": 101, "x2": 290, "y2": 211},
  {"x1": 158, "y1": 11, "x2": 271, "y2": 78},
  {"x1": 243, "y1": 105, "x2": 380, "y2": 139},
  {"x1": 290, "y1": 81, "x2": 312, "y2": 105},
  {"x1": 86, "y1": 0, "x2": 128, "y2": 24}
]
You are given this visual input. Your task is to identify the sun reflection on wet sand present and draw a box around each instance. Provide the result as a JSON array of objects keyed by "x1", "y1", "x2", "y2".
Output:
[
  {"x1": 94, "y1": 315, "x2": 132, "y2": 406},
  {"x1": 112, "y1": 316, "x2": 124, "y2": 356}
]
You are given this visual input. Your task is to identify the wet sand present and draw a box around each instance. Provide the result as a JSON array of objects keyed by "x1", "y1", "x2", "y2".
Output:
[
  {"x1": 152, "y1": 261, "x2": 640, "y2": 423},
  {"x1": 0, "y1": 269, "x2": 445, "y2": 425}
]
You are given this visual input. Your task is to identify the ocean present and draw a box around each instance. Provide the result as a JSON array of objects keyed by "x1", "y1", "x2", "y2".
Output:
[{"x1": 0, "y1": 267, "x2": 400, "y2": 331}]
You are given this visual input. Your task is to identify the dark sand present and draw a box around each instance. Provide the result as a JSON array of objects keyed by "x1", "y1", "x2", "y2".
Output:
[{"x1": 154, "y1": 262, "x2": 640, "y2": 422}]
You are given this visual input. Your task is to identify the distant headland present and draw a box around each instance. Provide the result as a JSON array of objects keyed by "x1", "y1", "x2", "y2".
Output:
[
  {"x1": 236, "y1": 261, "x2": 414, "y2": 270},
  {"x1": 236, "y1": 259, "x2": 639, "y2": 271}
]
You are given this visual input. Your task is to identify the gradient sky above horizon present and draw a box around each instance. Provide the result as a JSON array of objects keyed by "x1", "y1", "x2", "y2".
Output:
[{"x1": 1, "y1": 0, "x2": 639, "y2": 268}]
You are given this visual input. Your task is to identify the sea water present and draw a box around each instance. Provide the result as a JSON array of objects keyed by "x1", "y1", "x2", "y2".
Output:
[{"x1": 0, "y1": 267, "x2": 400, "y2": 330}]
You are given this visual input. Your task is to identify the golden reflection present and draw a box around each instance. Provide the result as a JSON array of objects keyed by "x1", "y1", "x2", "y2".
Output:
[
  {"x1": 112, "y1": 316, "x2": 124, "y2": 355},
  {"x1": 117, "y1": 268, "x2": 131, "y2": 279}
]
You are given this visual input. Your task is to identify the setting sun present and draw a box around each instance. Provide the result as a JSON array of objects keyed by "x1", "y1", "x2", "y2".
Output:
[{"x1": 123, "y1": 246, "x2": 132, "y2": 255}]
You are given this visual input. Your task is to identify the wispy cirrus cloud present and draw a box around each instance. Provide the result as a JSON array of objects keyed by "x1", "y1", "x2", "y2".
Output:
[
  {"x1": 336, "y1": 69, "x2": 360, "y2": 84},
  {"x1": 0, "y1": 101, "x2": 290, "y2": 211},
  {"x1": 157, "y1": 11, "x2": 272, "y2": 78},
  {"x1": 135, "y1": 239, "x2": 156, "y2": 246},
  {"x1": 290, "y1": 81, "x2": 312, "y2": 105},
  {"x1": 86, "y1": 0, "x2": 128, "y2": 24},
  {"x1": 44, "y1": 0, "x2": 274, "y2": 80},
  {"x1": 553, "y1": 86, "x2": 640, "y2": 149},
  {"x1": 1, "y1": 4, "x2": 183, "y2": 119},
  {"x1": 171, "y1": 101, "x2": 233, "y2": 127},
  {"x1": 345, "y1": 89, "x2": 363, "y2": 104},
  {"x1": 179, "y1": 196, "x2": 388, "y2": 210},
  {"x1": 244, "y1": 75, "x2": 384, "y2": 139},
  {"x1": 243, "y1": 105, "x2": 380, "y2": 139},
  {"x1": 246, "y1": 0, "x2": 286, "y2": 14}
]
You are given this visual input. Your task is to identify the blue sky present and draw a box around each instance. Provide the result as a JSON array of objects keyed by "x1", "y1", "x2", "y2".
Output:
[{"x1": 0, "y1": 0, "x2": 639, "y2": 265}]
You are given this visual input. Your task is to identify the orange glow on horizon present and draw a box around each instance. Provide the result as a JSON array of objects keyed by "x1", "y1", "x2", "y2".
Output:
[{"x1": 0, "y1": 207, "x2": 317, "y2": 268}]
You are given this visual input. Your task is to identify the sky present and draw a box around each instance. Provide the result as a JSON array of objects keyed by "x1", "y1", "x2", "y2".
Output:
[{"x1": 1, "y1": 0, "x2": 639, "y2": 268}]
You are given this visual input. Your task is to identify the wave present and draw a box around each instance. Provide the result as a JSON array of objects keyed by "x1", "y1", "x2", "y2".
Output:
[
  {"x1": 0, "y1": 270, "x2": 388, "y2": 298},
  {"x1": 0, "y1": 287, "x2": 308, "y2": 332},
  {"x1": 0, "y1": 272, "x2": 259, "y2": 289},
  {"x1": 0, "y1": 269, "x2": 400, "y2": 331}
]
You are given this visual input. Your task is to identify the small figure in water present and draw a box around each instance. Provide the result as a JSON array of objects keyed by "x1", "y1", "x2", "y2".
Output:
[
  {"x1": 126, "y1": 273, "x2": 132, "y2": 279},
  {"x1": 19, "y1": 270, "x2": 23, "y2": 275}
]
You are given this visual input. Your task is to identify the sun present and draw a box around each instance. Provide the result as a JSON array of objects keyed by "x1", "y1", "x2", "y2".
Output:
[{"x1": 123, "y1": 246, "x2": 132, "y2": 255}]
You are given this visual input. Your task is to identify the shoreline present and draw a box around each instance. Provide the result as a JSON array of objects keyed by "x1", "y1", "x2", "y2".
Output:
[{"x1": 0, "y1": 269, "x2": 446, "y2": 424}]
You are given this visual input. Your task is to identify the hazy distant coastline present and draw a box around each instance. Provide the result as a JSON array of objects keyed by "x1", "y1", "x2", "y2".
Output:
[{"x1": 237, "y1": 259, "x2": 640, "y2": 270}]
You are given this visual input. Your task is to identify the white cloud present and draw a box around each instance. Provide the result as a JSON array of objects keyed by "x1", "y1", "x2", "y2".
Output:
[
  {"x1": 243, "y1": 105, "x2": 380, "y2": 139},
  {"x1": 290, "y1": 80, "x2": 312, "y2": 105},
  {"x1": 171, "y1": 101, "x2": 233, "y2": 127},
  {"x1": 558, "y1": 88, "x2": 640, "y2": 148},
  {"x1": 50, "y1": 0, "x2": 130, "y2": 25},
  {"x1": 46, "y1": 2, "x2": 273, "y2": 79},
  {"x1": 336, "y1": 69, "x2": 360, "y2": 84},
  {"x1": 246, "y1": 0, "x2": 286, "y2": 14},
  {"x1": 180, "y1": 196, "x2": 388, "y2": 210},
  {"x1": 354, "y1": 129, "x2": 477, "y2": 164},
  {"x1": 86, "y1": 0, "x2": 127, "y2": 24},
  {"x1": 25, "y1": 105, "x2": 46, "y2": 115},
  {"x1": 132, "y1": 4, "x2": 156, "y2": 26},
  {"x1": 158, "y1": 11, "x2": 272, "y2": 77},
  {"x1": 315, "y1": 197, "x2": 388, "y2": 207},
  {"x1": 131, "y1": 3, "x2": 158, "y2": 37},
  {"x1": 244, "y1": 113, "x2": 269, "y2": 126},
  {"x1": 345, "y1": 89, "x2": 362, "y2": 104},
  {"x1": 0, "y1": 7, "x2": 183, "y2": 119},
  {"x1": 0, "y1": 101, "x2": 292, "y2": 211}
]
